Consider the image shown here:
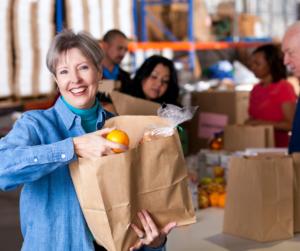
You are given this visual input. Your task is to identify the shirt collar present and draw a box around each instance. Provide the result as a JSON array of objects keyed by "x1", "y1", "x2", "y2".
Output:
[
  {"x1": 103, "y1": 65, "x2": 119, "y2": 80},
  {"x1": 54, "y1": 96, "x2": 107, "y2": 131},
  {"x1": 61, "y1": 96, "x2": 99, "y2": 121}
]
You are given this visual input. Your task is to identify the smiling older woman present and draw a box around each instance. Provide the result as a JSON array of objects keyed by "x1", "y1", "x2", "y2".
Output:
[{"x1": 0, "y1": 30, "x2": 175, "y2": 251}]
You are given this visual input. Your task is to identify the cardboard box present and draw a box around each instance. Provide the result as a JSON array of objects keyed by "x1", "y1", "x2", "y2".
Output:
[
  {"x1": 0, "y1": 0, "x2": 13, "y2": 98},
  {"x1": 169, "y1": 0, "x2": 212, "y2": 41},
  {"x1": 224, "y1": 125, "x2": 275, "y2": 151},
  {"x1": 145, "y1": 5, "x2": 170, "y2": 41},
  {"x1": 143, "y1": 0, "x2": 212, "y2": 41},
  {"x1": 14, "y1": 0, "x2": 55, "y2": 97},
  {"x1": 217, "y1": 1, "x2": 235, "y2": 19},
  {"x1": 187, "y1": 91, "x2": 249, "y2": 153},
  {"x1": 98, "y1": 80, "x2": 121, "y2": 95},
  {"x1": 238, "y1": 13, "x2": 261, "y2": 37}
]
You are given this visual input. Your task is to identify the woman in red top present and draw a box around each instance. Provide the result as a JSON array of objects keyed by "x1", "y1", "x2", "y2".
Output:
[{"x1": 247, "y1": 44, "x2": 297, "y2": 147}]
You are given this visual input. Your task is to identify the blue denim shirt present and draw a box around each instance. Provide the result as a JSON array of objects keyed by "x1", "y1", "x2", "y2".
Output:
[{"x1": 0, "y1": 97, "x2": 165, "y2": 251}]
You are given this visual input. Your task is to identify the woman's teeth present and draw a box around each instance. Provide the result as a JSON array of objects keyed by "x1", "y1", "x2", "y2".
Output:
[{"x1": 70, "y1": 87, "x2": 86, "y2": 94}]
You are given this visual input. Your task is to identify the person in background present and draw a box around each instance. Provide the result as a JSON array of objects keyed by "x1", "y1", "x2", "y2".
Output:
[
  {"x1": 101, "y1": 29, "x2": 131, "y2": 92},
  {"x1": 126, "y1": 55, "x2": 189, "y2": 154},
  {"x1": 127, "y1": 55, "x2": 180, "y2": 105},
  {"x1": 283, "y1": 22, "x2": 300, "y2": 153},
  {"x1": 246, "y1": 44, "x2": 296, "y2": 147},
  {"x1": 0, "y1": 30, "x2": 176, "y2": 251}
]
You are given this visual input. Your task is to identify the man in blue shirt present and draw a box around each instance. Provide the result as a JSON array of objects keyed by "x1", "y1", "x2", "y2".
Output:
[{"x1": 101, "y1": 29, "x2": 132, "y2": 93}]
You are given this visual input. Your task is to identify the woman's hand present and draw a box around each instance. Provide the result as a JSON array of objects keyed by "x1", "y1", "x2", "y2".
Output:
[
  {"x1": 129, "y1": 210, "x2": 177, "y2": 251},
  {"x1": 73, "y1": 127, "x2": 128, "y2": 158}
]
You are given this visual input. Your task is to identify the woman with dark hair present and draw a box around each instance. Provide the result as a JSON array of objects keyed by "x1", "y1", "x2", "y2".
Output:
[
  {"x1": 128, "y1": 55, "x2": 180, "y2": 105},
  {"x1": 127, "y1": 55, "x2": 191, "y2": 154},
  {"x1": 246, "y1": 44, "x2": 297, "y2": 147}
]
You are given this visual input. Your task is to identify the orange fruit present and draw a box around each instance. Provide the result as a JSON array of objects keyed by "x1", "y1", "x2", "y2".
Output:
[
  {"x1": 218, "y1": 193, "x2": 226, "y2": 208},
  {"x1": 209, "y1": 192, "x2": 219, "y2": 207},
  {"x1": 106, "y1": 129, "x2": 129, "y2": 153}
]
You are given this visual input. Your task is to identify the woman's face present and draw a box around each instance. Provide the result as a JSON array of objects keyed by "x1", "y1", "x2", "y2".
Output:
[
  {"x1": 250, "y1": 52, "x2": 270, "y2": 79},
  {"x1": 55, "y1": 47, "x2": 101, "y2": 109},
  {"x1": 142, "y1": 63, "x2": 170, "y2": 100}
]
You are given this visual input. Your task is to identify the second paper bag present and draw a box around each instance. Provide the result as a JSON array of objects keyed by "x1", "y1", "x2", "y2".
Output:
[
  {"x1": 70, "y1": 115, "x2": 196, "y2": 251},
  {"x1": 292, "y1": 153, "x2": 300, "y2": 233},
  {"x1": 223, "y1": 155, "x2": 293, "y2": 242}
]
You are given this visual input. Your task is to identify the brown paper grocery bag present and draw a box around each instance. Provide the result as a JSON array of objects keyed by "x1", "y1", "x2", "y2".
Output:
[
  {"x1": 292, "y1": 153, "x2": 300, "y2": 233},
  {"x1": 109, "y1": 91, "x2": 160, "y2": 116},
  {"x1": 224, "y1": 125, "x2": 274, "y2": 151},
  {"x1": 70, "y1": 116, "x2": 196, "y2": 251},
  {"x1": 223, "y1": 155, "x2": 293, "y2": 242},
  {"x1": 98, "y1": 80, "x2": 121, "y2": 94}
]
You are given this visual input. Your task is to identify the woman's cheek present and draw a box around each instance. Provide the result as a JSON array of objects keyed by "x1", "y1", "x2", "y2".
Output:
[
  {"x1": 159, "y1": 85, "x2": 168, "y2": 97},
  {"x1": 142, "y1": 79, "x2": 150, "y2": 96}
]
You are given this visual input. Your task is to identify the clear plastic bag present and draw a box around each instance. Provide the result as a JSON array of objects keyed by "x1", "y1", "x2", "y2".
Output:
[{"x1": 141, "y1": 104, "x2": 198, "y2": 142}]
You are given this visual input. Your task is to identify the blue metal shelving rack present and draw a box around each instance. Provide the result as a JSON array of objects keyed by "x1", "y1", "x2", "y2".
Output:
[
  {"x1": 55, "y1": 0, "x2": 196, "y2": 71},
  {"x1": 55, "y1": 0, "x2": 64, "y2": 32},
  {"x1": 133, "y1": 0, "x2": 195, "y2": 71}
]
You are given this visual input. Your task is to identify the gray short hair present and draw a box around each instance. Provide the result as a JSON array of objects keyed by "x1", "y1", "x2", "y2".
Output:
[{"x1": 46, "y1": 29, "x2": 104, "y2": 75}]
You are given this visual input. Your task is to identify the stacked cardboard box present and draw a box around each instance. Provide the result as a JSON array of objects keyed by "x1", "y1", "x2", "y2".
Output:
[
  {"x1": 13, "y1": 0, "x2": 55, "y2": 98},
  {"x1": 1, "y1": 0, "x2": 135, "y2": 100},
  {"x1": 0, "y1": 0, "x2": 13, "y2": 98},
  {"x1": 65, "y1": 0, "x2": 133, "y2": 40},
  {"x1": 238, "y1": 13, "x2": 261, "y2": 37},
  {"x1": 144, "y1": 0, "x2": 213, "y2": 41},
  {"x1": 186, "y1": 91, "x2": 250, "y2": 153}
]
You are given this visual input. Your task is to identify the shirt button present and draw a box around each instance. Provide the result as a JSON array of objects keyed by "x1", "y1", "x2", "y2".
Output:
[
  {"x1": 61, "y1": 154, "x2": 66, "y2": 159},
  {"x1": 34, "y1": 157, "x2": 38, "y2": 162}
]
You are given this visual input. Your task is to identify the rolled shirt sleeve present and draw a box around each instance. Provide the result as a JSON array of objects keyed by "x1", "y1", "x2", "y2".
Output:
[{"x1": 0, "y1": 113, "x2": 76, "y2": 190}]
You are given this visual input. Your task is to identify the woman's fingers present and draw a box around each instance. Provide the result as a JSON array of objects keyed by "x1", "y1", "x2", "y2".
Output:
[
  {"x1": 95, "y1": 127, "x2": 116, "y2": 136},
  {"x1": 130, "y1": 210, "x2": 176, "y2": 250},
  {"x1": 161, "y1": 221, "x2": 177, "y2": 235},
  {"x1": 130, "y1": 223, "x2": 145, "y2": 239},
  {"x1": 99, "y1": 140, "x2": 129, "y2": 156},
  {"x1": 100, "y1": 145, "x2": 114, "y2": 156},
  {"x1": 104, "y1": 139, "x2": 129, "y2": 154},
  {"x1": 129, "y1": 223, "x2": 145, "y2": 250},
  {"x1": 131, "y1": 210, "x2": 177, "y2": 249},
  {"x1": 104, "y1": 138, "x2": 126, "y2": 150},
  {"x1": 73, "y1": 129, "x2": 129, "y2": 158},
  {"x1": 141, "y1": 210, "x2": 159, "y2": 237},
  {"x1": 138, "y1": 211, "x2": 153, "y2": 238}
]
